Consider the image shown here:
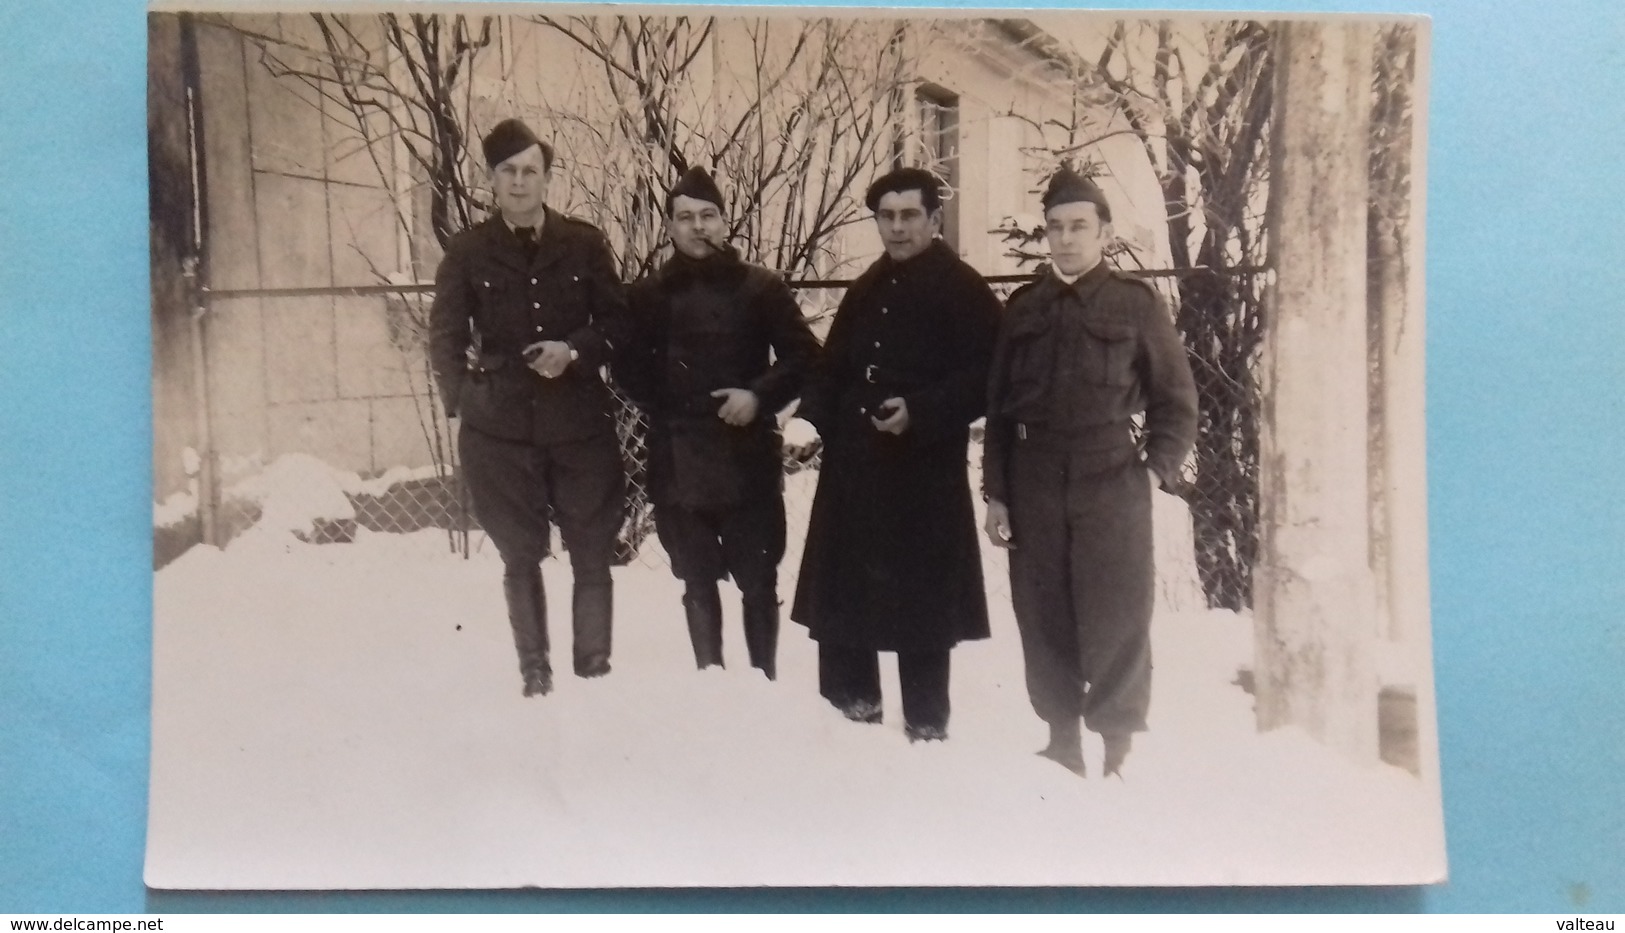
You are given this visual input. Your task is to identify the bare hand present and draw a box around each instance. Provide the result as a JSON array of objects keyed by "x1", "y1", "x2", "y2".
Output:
[
  {"x1": 983, "y1": 499, "x2": 1015, "y2": 549},
  {"x1": 523, "y1": 341, "x2": 573, "y2": 379},
  {"x1": 710, "y1": 388, "x2": 760, "y2": 427},
  {"x1": 869, "y1": 397, "x2": 909, "y2": 435}
]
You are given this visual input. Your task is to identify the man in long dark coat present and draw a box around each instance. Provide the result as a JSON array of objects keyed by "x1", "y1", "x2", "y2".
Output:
[
  {"x1": 982, "y1": 167, "x2": 1199, "y2": 776},
  {"x1": 621, "y1": 168, "x2": 819, "y2": 680},
  {"x1": 791, "y1": 167, "x2": 1001, "y2": 742},
  {"x1": 429, "y1": 119, "x2": 633, "y2": 698}
]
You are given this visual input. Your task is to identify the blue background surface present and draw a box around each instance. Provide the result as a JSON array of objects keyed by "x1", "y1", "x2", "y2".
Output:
[{"x1": 1, "y1": 0, "x2": 1620, "y2": 914}]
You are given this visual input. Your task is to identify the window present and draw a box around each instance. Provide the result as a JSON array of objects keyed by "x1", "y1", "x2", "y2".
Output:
[{"x1": 915, "y1": 85, "x2": 960, "y2": 251}]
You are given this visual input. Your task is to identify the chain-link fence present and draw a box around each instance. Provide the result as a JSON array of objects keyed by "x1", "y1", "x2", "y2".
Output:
[{"x1": 163, "y1": 268, "x2": 1262, "y2": 613}]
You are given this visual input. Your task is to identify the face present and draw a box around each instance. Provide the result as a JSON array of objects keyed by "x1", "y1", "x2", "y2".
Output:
[
  {"x1": 667, "y1": 195, "x2": 728, "y2": 260},
  {"x1": 1044, "y1": 201, "x2": 1112, "y2": 276},
  {"x1": 874, "y1": 189, "x2": 941, "y2": 262},
  {"x1": 490, "y1": 144, "x2": 550, "y2": 226}
]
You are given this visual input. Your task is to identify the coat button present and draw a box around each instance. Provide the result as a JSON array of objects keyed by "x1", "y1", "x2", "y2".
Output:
[
  {"x1": 533, "y1": 302, "x2": 541, "y2": 309},
  {"x1": 530, "y1": 278, "x2": 538, "y2": 285},
  {"x1": 535, "y1": 325, "x2": 544, "y2": 332},
  {"x1": 881, "y1": 307, "x2": 888, "y2": 314},
  {"x1": 873, "y1": 341, "x2": 881, "y2": 348}
]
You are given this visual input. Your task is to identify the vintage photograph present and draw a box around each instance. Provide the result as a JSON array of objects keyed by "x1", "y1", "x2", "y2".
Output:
[{"x1": 146, "y1": 5, "x2": 1442, "y2": 888}]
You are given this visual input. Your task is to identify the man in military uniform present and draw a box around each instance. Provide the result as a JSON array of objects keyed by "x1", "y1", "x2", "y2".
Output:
[
  {"x1": 792, "y1": 167, "x2": 1001, "y2": 742},
  {"x1": 429, "y1": 119, "x2": 632, "y2": 698},
  {"x1": 983, "y1": 167, "x2": 1199, "y2": 776},
  {"x1": 621, "y1": 168, "x2": 819, "y2": 679}
]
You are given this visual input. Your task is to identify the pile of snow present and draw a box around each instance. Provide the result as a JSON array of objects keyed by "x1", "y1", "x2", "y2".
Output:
[
  {"x1": 214, "y1": 454, "x2": 452, "y2": 544},
  {"x1": 153, "y1": 488, "x2": 198, "y2": 529},
  {"x1": 148, "y1": 452, "x2": 1444, "y2": 890},
  {"x1": 347, "y1": 463, "x2": 446, "y2": 498},
  {"x1": 226, "y1": 452, "x2": 356, "y2": 538}
]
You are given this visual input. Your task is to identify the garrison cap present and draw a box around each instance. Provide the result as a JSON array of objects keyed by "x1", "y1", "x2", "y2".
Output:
[
  {"x1": 1041, "y1": 165, "x2": 1112, "y2": 221},
  {"x1": 666, "y1": 166, "x2": 726, "y2": 214},
  {"x1": 482, "y1": 119, "x2": 553, "y2": 170}
]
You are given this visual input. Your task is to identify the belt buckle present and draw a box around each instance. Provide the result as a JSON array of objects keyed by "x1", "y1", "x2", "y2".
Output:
[{"x1": 864, "y1": 363, "x2": 878, "y2": 384}]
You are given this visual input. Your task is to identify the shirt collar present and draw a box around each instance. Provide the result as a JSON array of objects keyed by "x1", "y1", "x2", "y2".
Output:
[
  {"x1": 504, "y1": 211, "x2": 547, "y2": 236},
  {"x1": 1051, "y1": 258, "x2": 1107, "y2": 288}
]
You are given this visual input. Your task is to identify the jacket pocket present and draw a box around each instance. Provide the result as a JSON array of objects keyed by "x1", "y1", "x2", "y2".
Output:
[
  {"x1": 1082, "y1": 319, "x2": 1138, "y2": 387},
  {"x1": 1001, "y1": 313, "x2": 1055, "y2": 419}
]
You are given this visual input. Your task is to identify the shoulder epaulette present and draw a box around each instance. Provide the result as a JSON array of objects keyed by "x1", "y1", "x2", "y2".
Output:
[
  {"x1": 1110, "y1": 270, "x2": 1159, "y2": 294},
  {"x1": 1004, "y1": 278, "x2": 1043, "y2": 307}
]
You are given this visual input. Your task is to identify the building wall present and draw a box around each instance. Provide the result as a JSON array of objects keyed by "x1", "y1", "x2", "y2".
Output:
[
  {"x1": 153, "y1": 12, "x2": 1151, "y2": 501},
  {"x1": 149, "y1": 14, "x2": 199, "y2": 504},
  {"x1": 169, "y1": 15, "x2": 438, "y2": 491}
]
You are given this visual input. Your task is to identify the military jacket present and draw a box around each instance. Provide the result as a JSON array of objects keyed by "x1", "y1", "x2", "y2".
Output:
[
  {"x1": 983, "y1": 262, "x2": 1199, "y2": 502},
  {"x1": 623, "y1": 247, "x2": 819, "y2": 509},
  {"x1": 428, "y1": 208, "x2": 632, "y2": 444}
]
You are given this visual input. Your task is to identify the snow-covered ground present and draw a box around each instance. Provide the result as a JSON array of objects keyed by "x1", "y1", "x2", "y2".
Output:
[{"x1": 147, "y1": 461, "x2": 1445, "y2": 889}]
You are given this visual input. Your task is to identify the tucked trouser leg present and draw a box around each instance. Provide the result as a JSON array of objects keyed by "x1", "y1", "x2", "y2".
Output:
[
  {"x1": 898, "y1": 649, "x2": 951, "y2": 738},
  {"x1": 546, "y1": 433, "x2": 625, "y2": 678},
  {"x1": 1069, "y1": 461, "x2": 1155, "y2": 737},
  {"x1": 1007, "y1": 445, "x2": 1086, "y2": 726},
  {"x1": 721, "y1": 494, "x2": 787, "y2": 681},
  {"x1": 818, "y1": 642, "x2": 882, "y2": 722},
  {"x1": 682, "y1": 579, "x2": 725, "y2": 669}
]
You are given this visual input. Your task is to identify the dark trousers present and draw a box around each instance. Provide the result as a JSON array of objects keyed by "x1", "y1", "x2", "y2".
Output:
[
  {"x1": 653, "y1": 491, "x2": 786, "y2": 591},
  {"x1": 1007, "y1": 450, "x2": 1154, "y2": 736},
  {"x1": 817, "y1": 642, "x2": 951, "y2": 731},
  {"x1": 461, "y1": 423, "x2": 624, "y2": 672}
]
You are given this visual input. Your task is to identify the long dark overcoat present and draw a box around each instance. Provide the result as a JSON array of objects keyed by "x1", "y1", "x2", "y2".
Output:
[{"x1": 791, "y1": 239, "x2": 1001, "y2": 652}]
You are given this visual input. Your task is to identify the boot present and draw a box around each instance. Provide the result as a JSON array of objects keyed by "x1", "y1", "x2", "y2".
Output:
[
  {"x1": 1037, "y1": 718, "x2": 1085, "y2": 776},
  {"x1": 905, "y1": 723, "x2": 947, "y2": 743},
  {"x1": 502, "y1": 564, "x2": 552, "y2": 697},
  {"x1": 1102, "y1": 732, "x2": 1134, "y2": 779},
  {"x1": 740, "y1": 586, "x2": 779, "y2": 681},
  {"x1": 572, "y1": 581, "x2": 613, "y2": 678},
  {"x1": 682, "y1": 581, "x2": 725, "y2": 670}
]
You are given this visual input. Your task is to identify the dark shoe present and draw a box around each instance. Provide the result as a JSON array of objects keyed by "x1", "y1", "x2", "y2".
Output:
[
  {"x1": 1037, "y1": 719, "x2": 1086, "y2": 777},
  {"x1": 572, "y1": 581, "x2": 613, "y2": 677},
  {"x1": 522, "y1": 665, "x2": 553, "y2": 698},
  {"x1": 741, "y1": 587, "x2": 780, "y2": 681},
  {"x1": 838, "y1": 699, "x2": 883, "y2": 724},
  {"x1": 502, "y1": 563, "x2": 550, "y2": 686},
  {"x1": 1102, "y1": 732, "x2": 1134, "y2": 779},
  {"x1": 905, "y1": 723, "x2": 947, "y2": 743},
  {"x1": 682, "y1": 582, "x2": 725, "y2": 670}
]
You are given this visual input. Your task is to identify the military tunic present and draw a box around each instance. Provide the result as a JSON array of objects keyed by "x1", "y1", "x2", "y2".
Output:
[
  {"x1": 428, "y1": 208, "x2": 632, "y2": 676},
  {"x1": 983, "y1": 261, "x2": 1198, "y2": 736}
]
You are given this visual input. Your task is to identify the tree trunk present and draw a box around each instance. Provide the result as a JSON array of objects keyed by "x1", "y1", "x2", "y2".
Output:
[
  {"x1": 1255, "y1": 20, "x2": 1379, "y2": 761},
  {"x1": 1368, "y1": 27, "x2": 1428, "y2": 656}
]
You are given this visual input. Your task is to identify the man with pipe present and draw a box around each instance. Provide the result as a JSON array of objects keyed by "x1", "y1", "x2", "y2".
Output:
[{"x1": 621, "y1": 167, "x2": 819, "y2": 679}]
